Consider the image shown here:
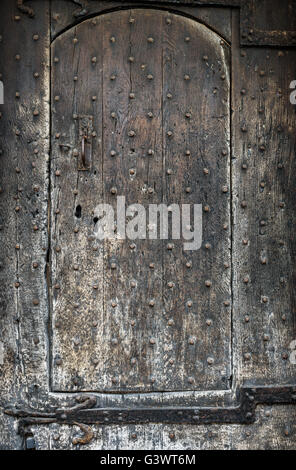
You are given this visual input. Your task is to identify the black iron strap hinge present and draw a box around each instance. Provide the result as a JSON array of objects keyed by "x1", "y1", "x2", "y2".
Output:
[{"x1": 5, "y1": 385, "x2": 296, "y2": 446}]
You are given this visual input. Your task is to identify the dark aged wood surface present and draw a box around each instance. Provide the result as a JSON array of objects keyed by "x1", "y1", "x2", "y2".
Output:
[
  {"x1": 51, "y1": 9, "x2": 231, "y2": 392},
  {"x1": 50, "y1": 1, "x2": 232, "y2": 42},
  {"x1": 0, "y1": 0, "x2": 295, "y2": 450}
]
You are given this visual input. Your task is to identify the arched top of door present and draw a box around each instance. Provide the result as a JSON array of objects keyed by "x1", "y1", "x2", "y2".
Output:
[
  {"x1": 51, "y1": 6, "x2": 231, "y2": 51},
  {"x1": 51, "y1": 4, "x2": 232, "y2": 45}
]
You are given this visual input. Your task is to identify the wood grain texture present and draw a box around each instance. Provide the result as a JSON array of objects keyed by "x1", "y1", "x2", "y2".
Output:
[
  {"x1": 0, "y1": 0, "x2": 295, "y2": 450},
  {"x1": 50, "y1": 1, "x2": 232, "y2": 42},
  {"x1": 0, "y1": 0, "x2": 50, "y2": 450},
  {"x1": 51, "y1": 8, "x2": 231, "y2": 392},
  {"x1": 231, "y1": 11, "x2": 296, "y2": 387}
]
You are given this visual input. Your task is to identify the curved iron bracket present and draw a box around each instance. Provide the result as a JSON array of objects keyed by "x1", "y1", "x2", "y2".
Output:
[
  {"x1": 17, "y1": 0, "x2": 89, "y2": 18},
  {"x1": 17, "y1": 0, "x2": 35, "y2": 18},
  {"x1": 72, "y1": 0, "x2": 90, "y2": 18}
]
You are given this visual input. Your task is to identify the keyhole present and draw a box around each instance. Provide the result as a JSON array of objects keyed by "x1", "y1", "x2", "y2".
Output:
[
  {"x1": 93, "y1": 217, "x2": 99, "y2": 225},
  {"x1": 75, "y1": 205, "x2": 82, "y2": 218}
]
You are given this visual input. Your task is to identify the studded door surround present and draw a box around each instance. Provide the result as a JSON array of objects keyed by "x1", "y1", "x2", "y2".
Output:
[{"x1": 51, "y1": 9, "x2": 231, "y2": 392}]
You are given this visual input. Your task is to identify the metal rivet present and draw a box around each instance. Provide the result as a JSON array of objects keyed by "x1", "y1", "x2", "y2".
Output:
[
  {"x1": 203, "y1": 205, "x2": 210, "y2": 212},
  {"x1": 206, "y1": 319, "x2": 212, "y2": 326},
  {"x1": 128, "y1": 130, "x2": 136, "y2": 137},
  {"x1": 91, "y1": 57, "x2": 97, "y2": 63},
  {"x1": 54, "y1": 96, "x2": 60, "y2": 102},
  {"x1": 167, "y1": 243, "x2": 174, "y2": 250},
  {"x1": 184, "y1": 74, "x2": 190, "y2": 81},
  {"x1": 110, "y1": 74, "x2": 116, "y2": 80},
  {"x1": 110, "y1": 262, "x2": 117, "y2": 270},
  {"x1": 129, "y1": 92, "x2": 135, "y2": 99},
  {"x1": 110, "y1": 36, "x2": 116, "y2": 43},
  {"x1": 147, "y1": 37, "x2": 154, "y2": 43},
  {"x1": 167, "y1": 130, "x2": 173, "y2": 137},
  {"x1": 167, "y1": 93, "x2": 172, "y2": 99},
  {"x1": 166, "y1": 18, "x2": 172, "y2": 25},
  {"x1": 15, "y1": 54, "x2": 21, "y2": 61},
  {"x1": 241, "y1": 200, "x2": 247, "y2": 208},
  {"x1": 168, "y1": 281, "x2": 174, "y2": 288},
  {"x1": 205, "y1": 280, "x2": 212, "y2": 287},
  {"x1": 188, "y1": 337, "x2": 196, "y2": 345},
  {"x1": 147, "y1": 74, "x2": 154, "y2": 80},
  {"x1": 148, "y1": 149, "x2": 154, "y2": 156},
  {"x1": 203, "y1": 168, "x2": 209, "y2": 175},
  {"x1": 149, "y1": 300, "x2": 155, "y2": 307},
  {"x1": 185, "y1": 112, "x2": 191, "y2": 119},
  {"x1": 110, "y1": 187, "x2": 117, "y2": 195},
  {"x1": 244, "y1": 353, "x2": 251, "y2": 361},
  {"x1": 147, "y1": 111, "x2": 153, "y2": 118},
  {"x1": 207, "y1": 357, "x2": 214, "y2": 365},
  {"x1": 149, "y1": 337, "x2": 156, "y2": 345}
]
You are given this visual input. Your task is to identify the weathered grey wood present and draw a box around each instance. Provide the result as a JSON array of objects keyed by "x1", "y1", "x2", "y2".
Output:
[
  {"x1": 0, "y1": 0, "x2": 50, "y2": 450},
  {"x1": 0, "y1": 0, "x2": 295, "y2": 451},
  {"x1": 231, "y1": 10, "x2": 296, "y2": 388},
  {"x1": 51, "y1": 8, "x2": 231, "y2": 392}
]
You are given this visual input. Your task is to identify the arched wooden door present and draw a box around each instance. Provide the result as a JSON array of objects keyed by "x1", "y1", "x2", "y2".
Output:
[{"x1": 50, "y1": 9, "x2": 231, "y2": 392}]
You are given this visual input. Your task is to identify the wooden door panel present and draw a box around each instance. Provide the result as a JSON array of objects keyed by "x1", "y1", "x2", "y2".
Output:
[{"x1": 51, "y1": 9, "x2": 231, "y2": 392}]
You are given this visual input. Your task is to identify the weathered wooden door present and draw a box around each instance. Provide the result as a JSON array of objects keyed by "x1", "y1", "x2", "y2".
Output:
[
  {"x1": 51, "y1": 9, "x2": 231, "y2": 393},
  {"x1": 0, "y1": 0, "x2": 295, "y2": 450}
]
